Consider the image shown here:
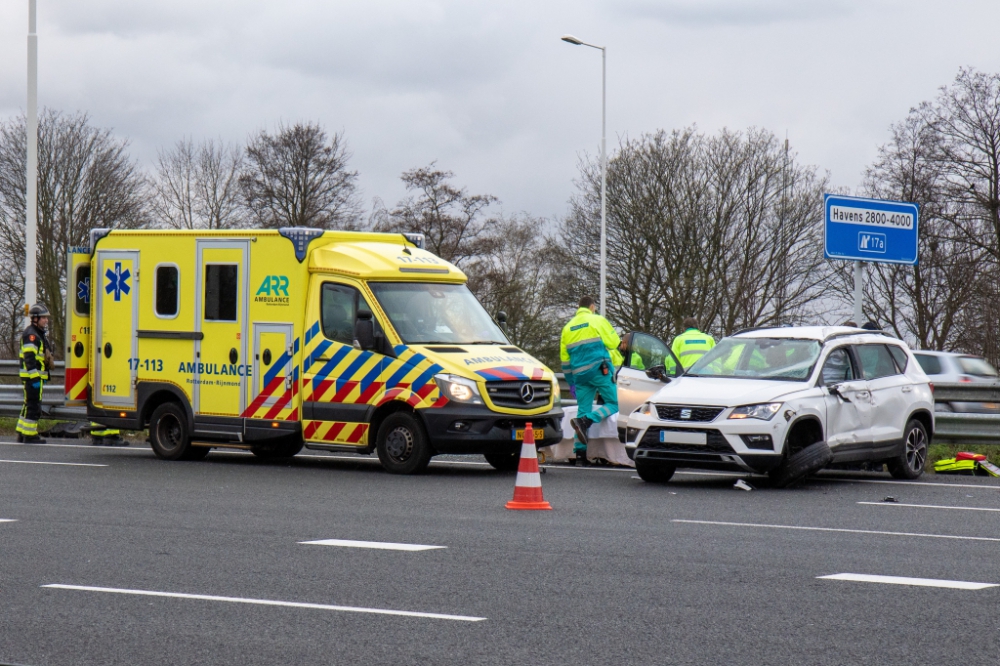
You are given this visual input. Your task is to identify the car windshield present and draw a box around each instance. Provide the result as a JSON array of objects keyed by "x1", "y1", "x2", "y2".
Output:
[
  {"x1": 957, "y1": 356, "x2": 999, "y2": 377},
  {"x1": 368, "y1": 282, "x2": 509, "y2": 345},
  {"x1": 686, "y1": 337, "x2": 821, "y2": 381}
]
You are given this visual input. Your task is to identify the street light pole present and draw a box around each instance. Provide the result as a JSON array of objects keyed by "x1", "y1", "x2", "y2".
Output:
[
  {"x1": 25, "y1": 0, "x2": 38, "y2": 315},
  {"x1": 562, "y1": 34, "x2": 607, "y2": 316}
]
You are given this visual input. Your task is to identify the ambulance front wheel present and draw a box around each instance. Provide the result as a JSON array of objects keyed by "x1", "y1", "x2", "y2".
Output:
[
  {"x1": 376, "y1": 412, "x2": 432, "y2": 474},
  {"x1": 149, "y1": 402, "x2": 192, "y2": 461}
]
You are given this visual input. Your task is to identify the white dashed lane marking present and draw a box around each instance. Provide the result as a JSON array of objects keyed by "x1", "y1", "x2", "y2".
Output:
[
  {"x1": 672, "y1": 519, "x2": 1000, "y2": 542},
  {"x1": 300, "y1": 539, "x2": 446, "y2": 551},
  {"x1": 0, "y1": 459, "x2": 107, "y2": 467},
  {"x1": 819, "y1": 573, "x2": 999, "y2": 590},
  {"x1": 858, "y1": 501, "x2": 1000, "y2": 512},
  {"x1": 42, "y1": 584, "x2": 485, "y2": 622}
]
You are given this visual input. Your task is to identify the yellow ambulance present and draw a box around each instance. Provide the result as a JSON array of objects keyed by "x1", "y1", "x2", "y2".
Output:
[{"x1": 64, "y1": 228, "x2": 563, "y2": 473}]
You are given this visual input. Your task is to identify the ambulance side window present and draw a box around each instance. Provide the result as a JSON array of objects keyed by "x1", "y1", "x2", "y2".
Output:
[
  {"x1": 74, "y1": 264, "x2": 90, "y2": 316},
  {"x1": 321, "y1": 283, "x2": 380, "y2": 346},
  {"x1": 322, "y1": 284, "x2": 359, "y2": 345},
  {"x1": 155, "y1": 265, "x2": 179, "y2": 318},
  {"x1": 204, "y1": 264, "x2": 238, "y2": 321}
]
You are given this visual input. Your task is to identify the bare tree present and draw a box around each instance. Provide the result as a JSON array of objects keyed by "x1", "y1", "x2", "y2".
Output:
[
  {"x1": 372, "y1": 164, "x2": 497, "y2": 267},
  {"x1": 240, "y1": 122, "x2": 361, "y2": 230},
  {"x1": 849, "y1": 109, "x2": 984, "y2": 350},
  {"x1": 152, "y1": 138, "x2": 245, "y2": 229},
  {"x1": 465, "y1": 215, "x2": 563, "y2": 366},
  {"x1": 925, "y1": 68, "x2": 1000, "y2": 263},
  {"x1": 0, "y1": 110, "x2": 147, "y2": 357},
  {"x1": 553, "y1": 127, "x2": 830, "y2": 343}
]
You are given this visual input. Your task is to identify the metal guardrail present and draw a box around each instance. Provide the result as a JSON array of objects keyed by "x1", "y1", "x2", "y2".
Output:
[
  {"x1": 0, "y1": 359, "x2": 86, "y2": 419},
  {"x1": 931, "y1": 383, "x2": 1000, "y2": 445},
  {"x1": 0, "y1": 363, "x2": 994, "y2": 444}
]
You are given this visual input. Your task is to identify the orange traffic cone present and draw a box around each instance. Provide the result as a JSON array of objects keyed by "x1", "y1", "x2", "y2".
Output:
[{"x1": 505, "y1": 422, "x2": 552, "y2": 510}]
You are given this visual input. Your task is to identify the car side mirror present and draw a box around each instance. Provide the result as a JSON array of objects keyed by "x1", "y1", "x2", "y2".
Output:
[
  {"x1": 645, "y1": 365, "x2": 671, "y2": 383},
  {"x1": 354, "y1": 310, "x2": 375, "y2": 350},
  {"x1": 827, "y1": 383, "x2": 849, "y2": 401}
]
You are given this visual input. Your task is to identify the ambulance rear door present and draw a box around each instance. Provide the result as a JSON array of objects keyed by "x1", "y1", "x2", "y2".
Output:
[
  {"x1": 64, "y1": 248, "x2": 92, "y2": 406},
  {"x1": 194, "y1": 239, "x2": 251, "y2": 417},
  {"x1": 94, "y1": 250, "x2": 139, "y2": 407}
]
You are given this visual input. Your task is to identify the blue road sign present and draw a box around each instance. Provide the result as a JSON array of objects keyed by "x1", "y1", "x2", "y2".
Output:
[{"x1": 824, "y1": 194, "x2": 919, "y2": 265}]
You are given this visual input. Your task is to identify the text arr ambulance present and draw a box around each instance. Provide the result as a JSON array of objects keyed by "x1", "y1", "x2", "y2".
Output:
[{"x1": 64, "y1": 228, "x2": 563, "y2": 473}]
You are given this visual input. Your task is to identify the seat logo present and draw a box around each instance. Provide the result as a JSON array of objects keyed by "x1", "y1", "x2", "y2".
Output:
[
  {"x1": 520, "y1": 383, "x2": 535, "y2": 404},
  {"x1": 680, "y1": 408, "x2": 692, "y2": 419}
]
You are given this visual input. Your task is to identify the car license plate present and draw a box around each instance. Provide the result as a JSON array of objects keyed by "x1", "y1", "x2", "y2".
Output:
[
  {"x1": 659, "y1": 430, "x2": 707, "y2": 445},
  {"x1": 512, "y1": 428, "x2": 545, "y2": 441}
]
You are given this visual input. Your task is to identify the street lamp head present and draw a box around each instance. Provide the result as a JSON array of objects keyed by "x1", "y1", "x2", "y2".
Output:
[{"x1": 561, "y1": 34, "x2": 583, "y2": 45}]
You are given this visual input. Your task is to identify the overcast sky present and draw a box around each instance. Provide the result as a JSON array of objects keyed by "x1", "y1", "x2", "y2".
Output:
[{"x1": 2, "y1": 0, "x2": 1000, "y2": 223}]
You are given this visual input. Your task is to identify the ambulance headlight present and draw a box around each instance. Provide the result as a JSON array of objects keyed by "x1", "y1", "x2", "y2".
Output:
[{"x1": 434, "y1": 374, "x2": 483, "y2": 404}]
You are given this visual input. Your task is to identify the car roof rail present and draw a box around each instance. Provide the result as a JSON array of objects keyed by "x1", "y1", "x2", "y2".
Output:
[{"x1": 822, "y1": 329, "x2": 896, "y2": 343}]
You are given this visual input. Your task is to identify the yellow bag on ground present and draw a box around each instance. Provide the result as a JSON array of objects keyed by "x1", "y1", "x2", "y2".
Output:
[{"x1": 933, "y1": 458, "x2": 978, "y2": 474}]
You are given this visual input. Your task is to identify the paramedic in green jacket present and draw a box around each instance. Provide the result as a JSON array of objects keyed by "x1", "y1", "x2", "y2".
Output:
[
  {"x1": 560, "y1": 296, "x2": 621, "y2": 447},
  {"x1": 671, "y1": 317, "x2": 715, "y2": 370}
]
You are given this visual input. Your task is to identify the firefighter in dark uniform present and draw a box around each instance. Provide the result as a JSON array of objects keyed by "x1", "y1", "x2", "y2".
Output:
[{"x1": 17, "y1": 304, "x2": 52, "y2": 444}]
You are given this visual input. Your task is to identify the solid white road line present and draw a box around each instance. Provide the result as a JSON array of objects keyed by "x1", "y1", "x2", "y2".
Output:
[
  {"x1": 818, "y1": 573, "x2": 999, "y2": 590},
  {"x1": 41, "y1": 584, "x2": 485, "y2": 622},
  {"x1": 0, "y1": 519, "x2": 16, "y2": 523},
  {"x1": 819, "y1": 476, "x2": 997, "y2": 490},
  {"x1": 300, "y1": 539, "x2": 445, "y2": 551},
  {"x1": 0, "y1": 459, "x2": 107, "y2": 467},
  {"x1": 672, "y1": 519, "x2": 1000, "y2": 542},
  {"x1": 858, "y1": 501, "x2": 1000, "y2": 512}
]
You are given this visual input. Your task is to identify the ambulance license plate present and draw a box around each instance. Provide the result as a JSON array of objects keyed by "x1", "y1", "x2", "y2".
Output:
[
  {"x1": 512, "y1": 428, "x2": 545, "y2": 441},
  {"x1": 659, "y1": 430, "x2": 707, "y2": 445}
]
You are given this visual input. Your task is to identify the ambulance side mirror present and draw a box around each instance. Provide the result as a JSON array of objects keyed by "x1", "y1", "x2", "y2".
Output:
[{"x1": 354, "y1": 310, "x2": 375, "y2": 351}]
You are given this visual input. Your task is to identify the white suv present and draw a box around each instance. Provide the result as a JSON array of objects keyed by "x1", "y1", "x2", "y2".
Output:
[{"x1": 620, "y1": 326, "x2": 934, "y2": 486}]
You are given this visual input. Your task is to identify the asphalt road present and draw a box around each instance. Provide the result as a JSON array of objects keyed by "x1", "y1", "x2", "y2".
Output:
[{"x1": 1, "y1": 439, "x2": 999, "y2": 666}]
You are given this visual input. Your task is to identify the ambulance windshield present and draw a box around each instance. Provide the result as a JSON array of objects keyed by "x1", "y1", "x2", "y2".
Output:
[{"x1": 369, "y1": 282, "x2": 509, "y2": 345}]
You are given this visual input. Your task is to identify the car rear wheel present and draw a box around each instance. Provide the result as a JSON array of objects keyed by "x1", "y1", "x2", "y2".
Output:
[
  {"x1": 376, "y1": 412, "x2": 432, "y2": 474},
  {"x1": 149, "y1": 402, "x2": 191, "y2": 461},
  {"x1": 635, "y1": 459, "x2": 675, "y2": 483},
  {"x1": 887, "y1": 419, "x2": 927, "y2": 480},
  {"x1": 769, "y1": 440, "x2": 833, "y2": 488}
]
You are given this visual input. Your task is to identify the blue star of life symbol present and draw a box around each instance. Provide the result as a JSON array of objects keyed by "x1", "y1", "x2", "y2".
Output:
[
  {"x1": 77, "y1": 276, "x2": 90, "y2": 305},
  {"x1": 105, "y1": 262, "x2": 131, "y2": 302}
]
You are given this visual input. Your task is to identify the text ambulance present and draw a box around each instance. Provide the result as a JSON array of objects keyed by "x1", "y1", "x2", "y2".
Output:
[{"x1": 64, "y1": 228, "x2": 563, "y2": 473}]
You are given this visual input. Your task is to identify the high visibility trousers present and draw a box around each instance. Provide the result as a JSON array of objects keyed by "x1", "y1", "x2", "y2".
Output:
[
  {"x1": 574, "y1": 370, "x2": 619, "y2": 454},
  {"x1": 90, "y1": 423, "x2": 120, "y2": 437},
  {"x1": 17, "y1": 378, "x2": 44, "y2": 437}
]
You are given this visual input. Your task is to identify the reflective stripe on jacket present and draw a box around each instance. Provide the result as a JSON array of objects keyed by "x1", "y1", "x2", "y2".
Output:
[
  {"x1": 19, "y1": 324, "x2": 48, "y2": 380},
  {"x1": 559, "y1": 308, "x2": 622, "y2": 385},
  {"x1": 671, "y1": 328, "x2": 715, "y2": 369}
]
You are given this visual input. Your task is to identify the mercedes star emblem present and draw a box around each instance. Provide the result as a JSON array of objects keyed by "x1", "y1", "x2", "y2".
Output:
[{"x1": 520, "y1": 383, "x2": 535, "y2": 404}]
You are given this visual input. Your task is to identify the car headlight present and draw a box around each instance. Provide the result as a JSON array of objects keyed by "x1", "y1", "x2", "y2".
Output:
[
  {"x1": 552, "y1": 380, "x2": 561, "y2": 401},
  {"x1": 633, "y1": 402, "x2": 655, "y2": 417},
  {"x1": 434, "y1": 374, "x2": 483, "y2": 404},
  {"x1": 728, "y1": 403, "x2": 782, "y2": 420}
]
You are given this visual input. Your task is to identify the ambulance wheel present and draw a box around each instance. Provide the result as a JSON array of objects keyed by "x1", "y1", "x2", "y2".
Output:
[
  {"x1": 887, "y1": 419, "x2": 928, "y2": 480},
  {"x1": 485, "y1": 447, "x2": 520, "y2": 471},
  {"x1": 376, "y1": 412, "x2": 432, "y2": 474},
  {"x1": 149, "y1": 402, "x2": 192, "y2": 461},
  {"x1": 635, "y1": 459, "x2": 675, "y2": 483}
]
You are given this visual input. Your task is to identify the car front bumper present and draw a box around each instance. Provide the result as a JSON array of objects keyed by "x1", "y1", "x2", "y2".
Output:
[{"x1": 418, "y1": 403, "x2": 564, "y2": 454}]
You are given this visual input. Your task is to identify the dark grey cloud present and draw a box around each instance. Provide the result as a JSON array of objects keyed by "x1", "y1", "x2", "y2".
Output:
[
  {"x1": 1, "y1": 0, "x2": 1000, "y2": 223},
  {"x1": 616, "y1": 0, "x2": 853, "y2": 27}
]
